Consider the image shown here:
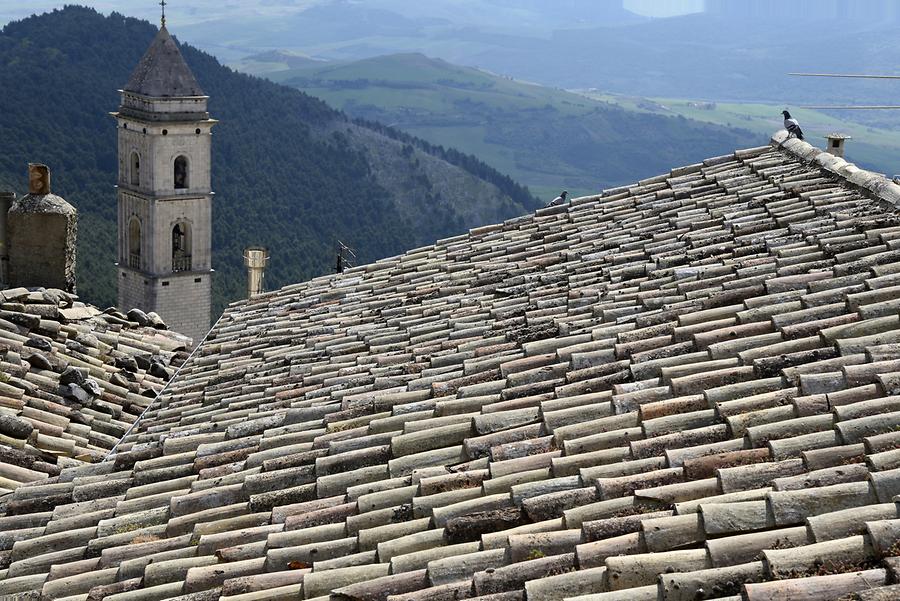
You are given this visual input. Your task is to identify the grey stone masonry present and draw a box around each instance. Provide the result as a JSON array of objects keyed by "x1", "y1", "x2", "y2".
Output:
[
  {"x1": 0, "y1": 190, "x2": 14, "y2": 285},
  {"x1": 7, "y1": 165, "x2": 77, "y2": 293},
  {"x1": 114, "y1": 24, "x2": 215, "y2": 345}
]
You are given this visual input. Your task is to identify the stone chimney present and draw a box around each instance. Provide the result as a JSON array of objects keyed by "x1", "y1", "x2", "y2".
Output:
[
  {"x1": 244, "y1": 247, "x2": 269, "y2": 298},
  {"x1": 825, "y1": 133, "x2": 851, "y2": 158},
  {"x1": 7, "y1": 164, "x2": 77, "y2": 293},
  {"x1": 0, "y1": 191, "x2": 14, "y2": 286}
]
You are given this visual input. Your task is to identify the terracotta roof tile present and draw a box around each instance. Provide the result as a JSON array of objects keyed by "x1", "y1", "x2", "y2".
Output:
[
  {"x1": 8, "y1": 131, "x2": 900, "y2": 598},
  {"x1": 0, "y1": 292, "x2": 187, "y2": 496}
]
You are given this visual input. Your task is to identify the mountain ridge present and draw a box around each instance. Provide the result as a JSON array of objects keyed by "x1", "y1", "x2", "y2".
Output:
[
  {"x1": 244, "y1": 51, "x2": 760, "y2": 196},
  {"x1": 0, "y1": 6, "x2": 538, "y2": 315}
]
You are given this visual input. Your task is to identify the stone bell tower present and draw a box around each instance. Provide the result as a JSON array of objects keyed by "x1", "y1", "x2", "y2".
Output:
[{"x1": 112, "y1": 18, "x2": 215, "y2": 344}]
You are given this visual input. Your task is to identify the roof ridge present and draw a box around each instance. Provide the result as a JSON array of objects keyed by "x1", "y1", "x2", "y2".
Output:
[{"x1": 771, "y1": 128, "x2": 900, "y2": 210}]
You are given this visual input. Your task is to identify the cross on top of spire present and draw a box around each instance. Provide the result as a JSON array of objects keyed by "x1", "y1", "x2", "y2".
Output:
[{"x1": 160, "y1": 0, "x2": 167, "y2": 27}]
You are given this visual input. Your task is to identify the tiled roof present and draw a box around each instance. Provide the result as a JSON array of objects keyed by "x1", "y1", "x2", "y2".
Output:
[
  {"x1": 5, "y1": 130, "x2": 900, "y2": 599},
  {"x1": 124, "y1": 25, "x2": 204, "y2": 98},
  {"x1": 0, "y1": 289, "x2": 189, "y2": 494}
]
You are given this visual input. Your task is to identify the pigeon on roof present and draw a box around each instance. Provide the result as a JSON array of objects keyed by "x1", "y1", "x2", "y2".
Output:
[
  {"x1": 547, "y1": 190, "x2": 568, "y2": 207},
  {"x1": 782, "y1": 110, "x2": 805, "y2": 140}
]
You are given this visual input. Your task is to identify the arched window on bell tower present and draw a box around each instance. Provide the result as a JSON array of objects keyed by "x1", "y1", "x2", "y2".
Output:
[
  {"x1": 130, "y1": 151, "x2": 141, "y2": 187},
  {"x1": 128, "y1": 217, "x2": 142, "y2": 269},
  {"x1": 174, "y1": 155, "x2": 189, "y2": 189},
  {"x1": 172, "y1": 221, "x2": 192, "y2": 272}
]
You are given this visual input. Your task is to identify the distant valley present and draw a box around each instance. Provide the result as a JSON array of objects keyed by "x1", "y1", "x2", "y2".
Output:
[
  {"x1": 587, "y1": 94, "x2": 900, "y2": 180},
  {"x1": 6, "y1": 4, "x2": 900, "y2": 318},
  {"x1": 169, "y1": 1, "x2": 900, "y2": 108},
  {"x1": 236, "y1": 52, "x2": 760, "y2": 199}
]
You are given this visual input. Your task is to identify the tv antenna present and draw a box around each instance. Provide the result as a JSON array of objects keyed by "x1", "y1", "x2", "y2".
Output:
[
  {"x1": 789, "y1": 72, "x2": 900, "y2": 109},
  {"x1": 334, "y1": 240, "x2": 356, "y2": 274}
]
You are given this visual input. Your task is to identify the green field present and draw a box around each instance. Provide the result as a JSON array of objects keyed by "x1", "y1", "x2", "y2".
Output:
[
  {"x1": 265, "y1": 52, "x2": 612, "y2": 198},
  {"x1": 236, "y1": 52, "x2": 761, "y2": 200},
  {"x1": 237, "y1": 50, "x2": 900, "y2": 201},
  {"x1": 583, "y1": 94, "x2": 900, "y2": 177}
]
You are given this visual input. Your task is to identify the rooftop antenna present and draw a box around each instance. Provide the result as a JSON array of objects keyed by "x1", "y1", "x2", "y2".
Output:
[
  {"x1": 160, "y1": 0, "x2": 167, "y2": 28},
  {"x1": 789, "y1": 72, "x2": 900, "y2": 109},
  {"x1": 334, "y1": 240, "x2": 356, "y2": 274}
]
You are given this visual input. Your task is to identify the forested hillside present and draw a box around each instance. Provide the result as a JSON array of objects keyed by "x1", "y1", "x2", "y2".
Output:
[
  {"x1": 0, "y1": 7, "x2": 538, "y2": 315},
  {"x1": 246, "y1": 52, "x2": 760, "y2": 198}
]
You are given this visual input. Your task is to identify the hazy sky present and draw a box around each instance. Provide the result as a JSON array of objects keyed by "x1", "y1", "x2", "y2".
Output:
[
  {"x1": 624, "y1": 0, "x2": 704, "y2": 17},
  {"x1": 0, "y1": 1, "x2": 318, "y2": 27},
  {"x1": 0, "y1": 0, "x2": 703, "y2": 28}
]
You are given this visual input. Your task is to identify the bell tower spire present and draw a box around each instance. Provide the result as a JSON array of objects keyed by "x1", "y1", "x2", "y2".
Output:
[{"x1": 111, "y1": 21, "x2": 216, "y2": 345}]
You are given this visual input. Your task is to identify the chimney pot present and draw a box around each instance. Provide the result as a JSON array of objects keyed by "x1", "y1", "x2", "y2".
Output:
[
  {"x1": 824, "y1": 133, "x2": 851, "y2": 158},
  {"x1": 28, "y1": 164, "x2": 51, "y2": 195}
]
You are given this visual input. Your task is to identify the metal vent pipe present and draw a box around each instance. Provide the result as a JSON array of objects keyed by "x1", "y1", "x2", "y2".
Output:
[{"x1": 244, "y1": 247, "x2": 269, "y2": 298}]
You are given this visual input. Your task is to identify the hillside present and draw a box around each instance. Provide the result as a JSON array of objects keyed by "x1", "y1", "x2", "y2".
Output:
[
  {"x1": 585, "y1": 93, "x2": 900, "y2": 180},
  {"x1": 0, "y1": 7, "x2": 538, "y2": 315},
  {"x1": 159, "y1": 2, "x2": 900, "y2": 108},
  {"x1": 528, "y1": 13, "x2": 900, "y2": 101},
  {"x1": 173, "y1": 0, "x2": 648, "y2": 63},
  {"x1": 240, "y1": 52, "x2": 759, "y2": 197}
]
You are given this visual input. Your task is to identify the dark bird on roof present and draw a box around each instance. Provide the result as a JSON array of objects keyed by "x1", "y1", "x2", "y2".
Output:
[
  {"x1": 782, "y1": 110, "x2": 804, "y2": 140},
  {"x1": 547, "y1": 190, "x2": 568, "y2": 207}
]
